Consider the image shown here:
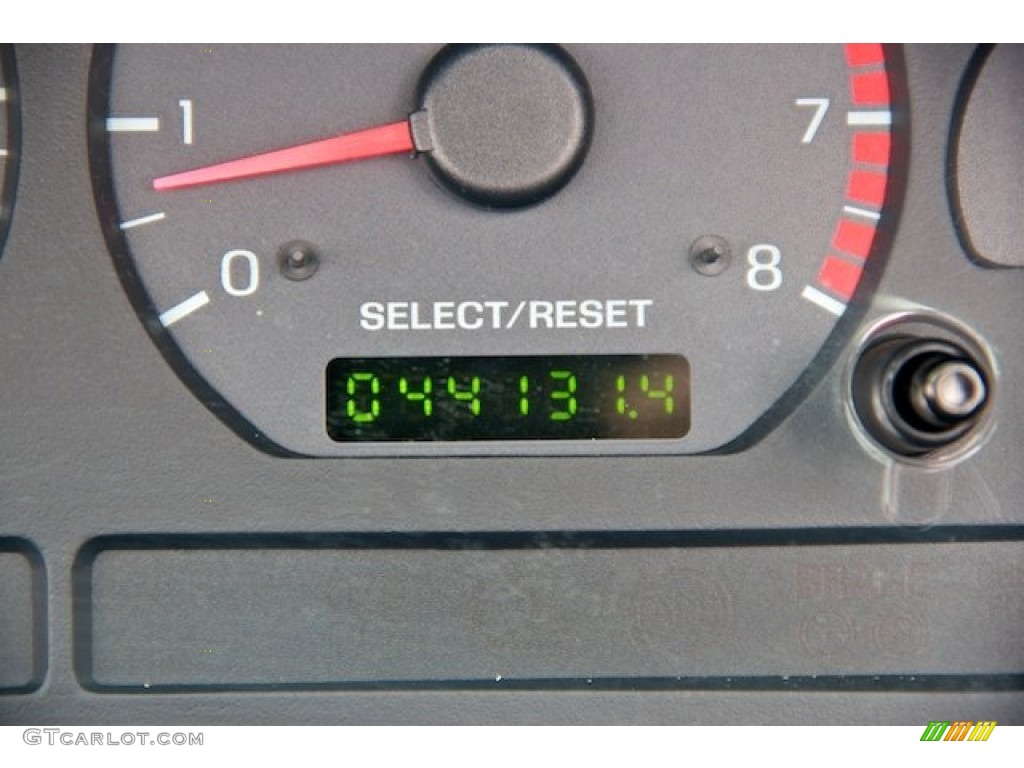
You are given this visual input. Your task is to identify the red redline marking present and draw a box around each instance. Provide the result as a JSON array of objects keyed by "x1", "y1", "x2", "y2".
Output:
[
  {"x1": 845, "y1": 44, "x2": 885, "y2": 68},
  {"x1": 851, "y1": 71, "x2": 890, "y2": 106},
  {"x1": 811, "y1": 44, "x2": 890, "y2": 309},
  {"x1": 832, "y1": 219, "x2": 876, "y2": 261},
  {"x1": 846, "y1": 170, "x2": 887, "y2": 207},
  {"x1": 853, "y1": 133, "x2": 891, "y2": 166},
  {"x1": 818, "y1": 256, "x2": 863, "y2": 301}
]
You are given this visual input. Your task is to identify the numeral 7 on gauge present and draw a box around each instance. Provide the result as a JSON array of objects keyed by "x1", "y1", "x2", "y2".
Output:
[{"x1": 795, "y1": 97, "x2": 830, "y2": 144}]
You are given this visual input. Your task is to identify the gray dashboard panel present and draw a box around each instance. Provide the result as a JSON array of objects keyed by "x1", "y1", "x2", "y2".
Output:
[
  {"x1": 0, "y1": 541, "x2": 44, "y2": 693},
  {"x1": 80, "y1": 535, "x2": 1023, "y2": 689},
  {"x1": 0, "y1": 44, "x2": 1022, "y2": 724}
]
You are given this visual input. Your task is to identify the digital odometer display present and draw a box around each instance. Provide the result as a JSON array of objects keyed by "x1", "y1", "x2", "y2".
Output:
[{"x1": 326, "y1": 355, "x2": 690, "y2": 441}]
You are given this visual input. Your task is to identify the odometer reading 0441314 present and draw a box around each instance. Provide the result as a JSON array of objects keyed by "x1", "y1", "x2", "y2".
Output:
[{"x1": 326, "y1": 355, "x2": 690, "y2": 441}]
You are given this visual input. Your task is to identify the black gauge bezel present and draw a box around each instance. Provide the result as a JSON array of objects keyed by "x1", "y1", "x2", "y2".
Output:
[
  {"x1": 87, "y1": 44, "x2": 910, "y2": 458},
  {"x1": 0, "y1": 45, "x2": 22, "y2": 262},
  {"x1": 716, "y1": 44, "x2": 910, "y2": 454},
  {"x1": 87, "y1": 44, "x2": 298, "y2": 457}
]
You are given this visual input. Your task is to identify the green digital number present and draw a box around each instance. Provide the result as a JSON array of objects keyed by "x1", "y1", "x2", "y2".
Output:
[
  {"x1": 399, "y1": 376, "x2": 433, "y2": 416},
  {"x1": 549, "y1": 370, "x2": 578, "y2": 422},
  {"x1": 519, "y1": 375, "x2": 530, "y2": 416},
  {"x1": 346, "y1": 372, "x2": 381, "y2": 423},
  {"x1": 641, "y1": 373, "x2": 675, "y2": 414},
  {"x1": 616, "y1": 372, "x2": 675, "y2": 419},
  {"x1": 615, "y1": 374, "x2": 636, "y2": 419},
  {"x1": 446, "y1": 375, "x2": 482, "y2": 415}
]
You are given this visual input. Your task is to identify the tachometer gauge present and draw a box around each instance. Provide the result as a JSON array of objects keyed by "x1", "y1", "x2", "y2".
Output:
[
  {"x1": 89, "y1": 44, "x2": 906, "y2": 456},
  {"x1": 0, "y1": 46, "x2": 20, "y2": 260}
]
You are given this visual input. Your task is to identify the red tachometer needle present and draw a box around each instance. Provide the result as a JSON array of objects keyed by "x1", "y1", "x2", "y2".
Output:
[{"x1": 152, "y1": 120, "x2": 415, "y2": 191}]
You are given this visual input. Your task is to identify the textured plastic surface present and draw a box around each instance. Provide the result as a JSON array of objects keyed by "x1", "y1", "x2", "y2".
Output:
[
  {"x1": 0, "y1": 541, "x2": 45, "y2": 693},
  {"x1": 80, "y1": 534, "x2": 1023, "y2": 689},
  {"x1": 0, "y1": 45, "x2": 1022, "y2": 725},
  {"x1": 952, "y1": 45, "x2": 1024, "y2": 268}
]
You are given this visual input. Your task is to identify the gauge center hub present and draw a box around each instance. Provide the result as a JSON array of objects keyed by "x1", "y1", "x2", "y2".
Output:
[{"x1": 412, "y1": 44, "x2": 594, "y2": 209}]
